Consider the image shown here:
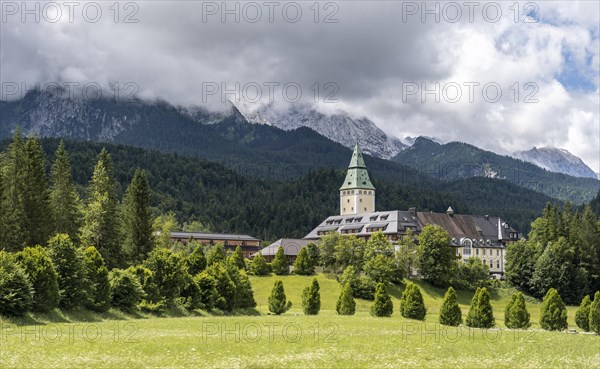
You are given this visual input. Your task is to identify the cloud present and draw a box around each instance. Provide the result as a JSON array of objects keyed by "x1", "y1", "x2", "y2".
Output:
[{"x1": 1, "y1": 1, "x2": 598, "y2": 172}]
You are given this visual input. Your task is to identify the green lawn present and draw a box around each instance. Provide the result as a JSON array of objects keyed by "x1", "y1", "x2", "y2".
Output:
[{"x1": 1, "y1": 274, "x2": 598, "y2": 369}]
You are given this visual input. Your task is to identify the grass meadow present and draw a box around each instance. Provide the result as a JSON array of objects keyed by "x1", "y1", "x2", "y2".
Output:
[{"x1": 1, "y1": 274, "x2": 598, "y2": 368}]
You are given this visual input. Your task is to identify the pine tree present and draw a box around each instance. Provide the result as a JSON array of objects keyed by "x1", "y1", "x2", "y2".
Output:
[
  {"x1": 589, "y1": 291, "x2": 600, "y2": 334},
  {"x1": 48, "y1": 234, "x2": 87, "y2": 310},
  {"x1": 81, "y1": 149, "x2": 123, "y2": 269},
  {"x1": 540, "y1": 288, "x2": 568, "y2": 331},
  {"x1": 1, "y1": 128, "x2": 27, "y2": 250},
  {"x1": 249, "y1": 252, "x2": 270, "y2": 276},
  {"x1": 301, "y1": 278, "x2": 321, "y2": 315},
  {"x1": 229, "y1": 245, "x2": 246, "y2": 270},
  {"x1": 49, "y1": 141, "x2": 82, "y2": 243},
  {"x1": 575, "y1": 295, "x2": 591, "y2": 332},
  {"x1": 271, "y1": 246, "x2": 289, "y2": 275},
  {"x1": 370, "y1": 282, "x2": 393, "y2": 317},
  {"x1": 505, "y1": 292, "x2": 530, "y2": 329},
  {"x1": 15, "y1": 246, "x2": 60, "y2": 312},
  {"x1": 400, "y1": 283, "x2": 427, "y2": 320},
  {"x1": 82, "y1": 246, "x2": 111, "y2": 312},
  {"x1": 122, "y1": 169, "x2": 154, "y2": 265},
  {"x1": 187, "y1": 243, "x2": 207, "y2": 275},
  {"x1": 336, "y1": 282, "x2": 356, "y2": 315},
  {"x1": 207, "y1": 244, "x2": 225, "y2": 266},
  {"x1": 439, "y1": 287, "x2": 462, "y2": 326},
  {"x1": 268, "y1": 280, "x2": 292, "y2": 315},
  {"x1": 294, "y1": 247, "x2": 314, "y2": 275}
]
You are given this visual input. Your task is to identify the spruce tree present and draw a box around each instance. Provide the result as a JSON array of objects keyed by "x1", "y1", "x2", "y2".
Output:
[
  {"x1": 294, "y1": 247, "x2": 314, "y2": 275},
  {"x1": 0, "y1": 251, "x2": 33, "y2": 316},
  {"x1": 108, "y1": 269, "x2": 145, "y2": 311},
  {"x1": 234, "y1": 270, "x2": 257, "y2": 309},
  {"x1": 81, "y1": 149, "x2": 123, "y2": 269},
  {"x1": 539, "y1": 288, "x2": 568, "y2": 331},
  {"x1": 202, "y1": 262, "x2": 236, "y2": 311},
  {"x1": 187, "y1": 243, "x2": 207, "y2": 275},
  {"x1": 82, "y1": 246, "x2": 111, "y2": 312},
  {"x1": 249, "y1": 252, "x2": 270, "y2": 275},
  {"x1": 272, "y1": 246, "x2": 289, "y2": 275},
  {"x1": 15, "y1": 246, "x2": 60, "y2": 312},
  {"x1": 589, "y1": 291, "x2": 600, "y2": 334},
  {"x1": 302, "y1": 278, "x2": 321, "y2": 315},
  {"x1": 505, "y1": 292, "x2": 530, "y2": 329},
  {"x1": 466, "y1": 287, "x2": 495, "y2": 328},
  {"x1": 1, "y1": 128, "x2": 27, "y2": 250},
  {"x1": 306, "y1": 242, "x2": 320, "y2": 269},
  {"x1": 268, "y1": 280, "x2": 292, "y2": 315},
  {"x1": 229, "y1": 245, "x2": 246, "y2": 270},
  {"x1": 207, "y1": 244, "x2": 225, "y2": 266},
  {"x1": 370, "y1": 282, "x2": 393, "y2": 317},
  {"x1": 48, "y1": 234, "x2": 87, "y2": 309},
  {"x1": 400, "y1": 283, "x2": 426, "y2": 320},
  {"x1": 439, "y1": 287, "x2": 462, "y2": 326},
  {"x1": 336, "y1": 282, "x2": 356, "y2": 315},
  {"x1": 122, "y1": 169, "x2": 154, "y2": 265},
  {"x1": 575, "y1": 295, "x2": 591, "y2": 332},
  {"x1": 49, "y1": 141, "x2": 82, "y2": 243}
]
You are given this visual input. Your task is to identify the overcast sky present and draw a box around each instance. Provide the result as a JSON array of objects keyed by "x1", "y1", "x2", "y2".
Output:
[{"x1": 1, "y1": 1, "x2": 599, "y2": 172}]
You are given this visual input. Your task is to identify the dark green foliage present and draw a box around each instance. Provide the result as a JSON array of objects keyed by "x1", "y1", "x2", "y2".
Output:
[
  {"x1": 504, "y1": 292, "x2": 530, "y2": 329},
  {"x1": 234, "y1": 270, "x2": 257, "y2": 309},
  {"x1": 370, "y1": 282, "x2": 393, "y2": 317},
  {"x1": 0, "y1": 251, "x2": 33, "y2": 316},
  {"x1": 178, "y1": 272, "x2": 201, "y2": 311},
  {"x1": 336, "y1": 282, "x2": 356, "y2": 315},
  {"x1": 229, "y1": 246, "x2": 246, "y2": 270},
  {"x1": 143, "y1": 248, "x2": 188, "y2": 305},
  {"x1": 301, "y1": 278, "x2": 321, "y2": 315},
  {"x1": 49, "y1": 140, "x2": 82, "y2": 243},
  {"x1": 466, "y1": 287, "x2": 495, "y2": 328},
  {"x1": 400, "y1": 282, "x2": 426, "y2": 320},
  {"x1": 123, "y1": 169, "x2": 154, "y2": 265},
  {"x1": 271, "y1": 246, "x2": 289, "y2": 275},
  {"x1": 589, "y1": 291, "x2": 600, "y2": 334},
  {"x1": 294, "y1": 247, "x2": 314, "y2": 275},
  {"x1": 356, "y1": 276, "x2": 377, "y2": 300},
  {"x1": 364, "y1": 254, "x2": 395, "y2": 284},
  {"x1": 319, "y1": 232, "x2": 341, "y2": 272},
  {"x1": 15, "y1": 246, "x2": 60, "y2": 312},
  {"x1": 109, "y1": 269, "x2": 145, "y2": 311},
  {"x1": 540, "y1": 288, "x2": 568, "y2": 331},
  {"x1": 187, "y1": 243, "x2": 207, "y2": 276},
  {"x1": 455, "y1": 257, "x2": 490, "y2": 290},
  {"x1": 505, "y1": 240, "x2": 537, "y2": 295},
  {"x1": 339, "y1": 266, "x2": 359, "y2": 291},
  {"x1": 48, "y1": 234, "x2": 87, "y2": 310},
  {"x1": 249, "y1": 252, "x2": 270, "y2": 276},
  {"x1": 439, "y1": 287, "x2": 462, "y2": 326},
  {"x1": 418, "y1": 225, "x2": 455, "y2": 287},
  {"x1": 82, "y1": 246, "x2": 111, "y2": 312},
  {"x1": 206, "y1": 244, "x2": 225, "y2": 266},
  {"x1": 203, "y1": 262, "x2": 236, "y2": 311},
  {"x1": 126, "y1": 265, "x2": 160, "y2": 305},
  {"x1": 268, "y1": 280, "x2": 292, "y2": 315},
  {"x1": 306, "y1": 242, "x2": 320, "y2": 269},
  {"x1": 194, "y1": 273, "x2": 217, "y2": 310},
  {"x1": 0, "y1": 129, "x2": 27, "y2": 250},
  {"x1": 335, "y1": 235, "x2": 366, "y2": 271},
  {"x1": 575, "y1": 295, "x2": 591, "y2": 332}
]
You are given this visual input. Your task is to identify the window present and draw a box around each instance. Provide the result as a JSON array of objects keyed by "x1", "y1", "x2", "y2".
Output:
[
  {"x1": 496, "y1": 261, "x2": 500, "y2": 269},
  {"x1": 496, "y1": 249, "x2": 499, "y2": 256},
  {"x1": 483, "y1": 259, "x2": 486, "y2": 265},
  {"x1": 462, "y1": 239, "x2": 472, "y2": 256},
  {"x1": 351, "y1": 207, "x2": 354, "y2": 211},
  {"x1": 364, "y1": 207, "x2": 367, "y2": 211},
  {"x1": 489, "y1": 261, "x2": 493, "y2": 268},
  {"x1": 343, "y1": 208, "x2": 346, "y2": 212},
  {"x1": 360, "y1": 199, "x2": 363, "y2": 203},
  {"x1": 347, "y1": 199, "x2": 350, "y2": 203},
  {"x1": 476, "y1": 249, "x2": 479, "y2": 256}
]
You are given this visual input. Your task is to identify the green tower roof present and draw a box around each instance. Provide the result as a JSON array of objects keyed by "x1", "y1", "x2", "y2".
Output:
[{"x1": 340, "y1": 143, "x2": 375, "y2": 190}]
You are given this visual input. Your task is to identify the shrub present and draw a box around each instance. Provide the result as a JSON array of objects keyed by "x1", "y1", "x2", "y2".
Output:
[
  {"x1": 589, "y1": 291, "x2": 600, "y2": 334},
  {"x1": 455, "y1": 257, "x2": 490, "y2": 290},
  {"x1": 294, "y1": 247, "x2": 314, "y2": 275},
  {"x1": 143, "y1": 248, "x2": 188, "y2": 305},
  {"x1": 127, "y1": 265, "x2": 160, "y2": 304},
  {"x1": 203, "y1": 262, "x2": 236, "y2": 311},
  {"x1": 109, "y1": 269, "x2": 145, "y2": 311},
  {"x1": 575, "y1": 295, "x2": 591, "y2": 332},
  {"x1": 302, "y1": 278, "x2": 321, "y2": 315},
  {"x1": 466, "y1": 287, "x2": 495, "y2": 328},
  {"x1": 48, "y1": 234, "x2": 87, "y2": 309},
  {"x1": 249, "y1": 252, "x2": 270, "y2": 276},
  {"x1": 356, "y1": 275, "x2": 376, "y2": 300},
  {"x1": 0, "y1": 251, "x2": 33, "y2": 316},
  {"x1": 234, "y1": 269, "x2": 257, "y2": 309},
  {"x1": 268, "y1": 280, "x2": 292, "y2": 315},
  {"x1": 229, "y1": 246, "x2": 246, "y2": 270},
  {"x1": 82, "y1": 246, "x2": 111, "y2": 312},
  {"x1": 306, "y1": 242, "x2": 320, "y2": 269},
  {"x1": 187, "y1": 244, "x2": 207, "y2": 275},
  {"x1": 194, "y1": 273, "x2": 217, "y2": 310},
  {"x1": 400, "y1": 283, "x2": 426, "y2": 320},
  {"x1": 370, "y1": 282, "x2": 393, "y2": 317},
  {"x1": 336, "y1": 282, "x2": 356, "y2": 315},
  {"x1": 271, "y1": 246, "x2": 289, "y2": 275},
  {"x1": 179, "y1": 272, "x2": 201, "y2": 311},
  {"x1": 505, "y1": 292, "x2": 530, "y2": 329},
  {"x1": 206, "y1": 244, "x2": 225, "y2": 266},
  {"x1": 540, "y1": 288, "x2": 568, "y2": 331},
  {"x1": 439, "y1": 287, "x2": 462, "y2": 326},
  {"x1": 15, "y1": 246, "x2": 59, "y2": 312}
]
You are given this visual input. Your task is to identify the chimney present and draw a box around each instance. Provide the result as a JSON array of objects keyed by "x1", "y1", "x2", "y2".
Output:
[
  {"x1": 446, "y1": 206, "x2": 454, "y2": 217},
  {"x1": 485, "y1": 215, "x2": 489, "y2": 221},
  {"x1": 409, "y1": 207, "x2": 416, "y2": 217}
]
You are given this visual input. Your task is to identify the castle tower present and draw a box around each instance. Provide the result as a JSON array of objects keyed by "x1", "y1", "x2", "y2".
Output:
[{"x1": 340, "y1": 143, "x2": 375, "y2": 215}]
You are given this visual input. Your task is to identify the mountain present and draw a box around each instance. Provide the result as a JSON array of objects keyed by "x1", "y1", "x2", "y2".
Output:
[
  {"x1": 513, "y1": 147, "x2": 598, "y2": 179},
  {"x1": 393, "y1": 137, "x2": 600, "y2": 204},
  {"x1": 233, "y1": 102, "x2": 407, "y2": 159}
]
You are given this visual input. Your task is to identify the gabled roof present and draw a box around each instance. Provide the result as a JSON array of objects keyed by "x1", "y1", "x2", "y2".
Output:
[
  {"x1": 340, "y1": 143, "x2": 375, "y2": 190},
  {"x1": 169, "y1": 232, "x2": 259, "y2": 242},
  {"x1": 254, "y1": 238, "x2": 312, "y2": 257}
]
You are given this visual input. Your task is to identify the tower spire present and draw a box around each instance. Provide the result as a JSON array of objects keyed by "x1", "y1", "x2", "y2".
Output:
[{"x1": 339, "y1": 143, "x2": 375, "y2": 215}]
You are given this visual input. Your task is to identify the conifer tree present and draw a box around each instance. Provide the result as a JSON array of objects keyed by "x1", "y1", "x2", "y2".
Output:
[
  {"x1": 306, "y1": 242, "x2": 320, "y2": 269},
  {"x1": 336, "y1": 282, "x2": 356, "y2": 315},
  {"x1": 207, "y1": 244, "x2": 226, "y2": 266},
  {"x1": 268, "y1": 280, "x2": 292, "y2": 315},
  {"x1": 122, "y1": 169, "x2": 154, "y2": 265},
  {"x1": 82, "y1": 246, "x2": 111, "y2": 312},
  {"x1": 575, "y1": 295, "x2": 591, "y2": 332},
  {"x1": 272, "y1": 246, "x2": 289, "y2": 275},
  {"x1": 249, "y1": 252, "x2": 270, "y2": 275},
  {"x1": 400, "y1": 283, "x2": 427, "y2": 320},
  {"x1": 48, "y1": 234, "x2": 87, "y2": 309},
  {"x1": 229, "y1": 245, "x2": 246, "y2": 270},
  {"x1": 81, "y1": 148, "x2": 123, "y2": 269},
  {"x1": 370, "y1": 282, "x2": 393, "y2": 317},
  {"x1": 589, "y1": 291, "x2": 600, "y2": 334},
  {"x1": 439, "y1": 287, "x2": 462, "y2": 326},
  {"x1": 0, "y1": 251, "x2": 33, "y2": 316},
  {"x1": 49, "y1": 141, "x2": 82, "y2": 243},
  {"x1": 109, "y1": 269, "x2": 145, "y2": 311},
  {"x1": 202, "y1": 262, "x2": 236, "y2": 311},
  {"x1": 505, "y1": 292, "x2": 530, "y2": 329},
  {"x1": 301, "y1": 278, "x2": 321, "y2": 315},
  {"x1": 294, "y1": 247, "x2": 314, "y2": 275},
  {"x1": 234, "y1": 270, "x2": 257, "y2": 309},
  {"x1": 15, "y1": 246, "x2": 60, "y2": 312},
  {"x1": 1, "y1": 128, "x2": 27, "y2": 250},
  {"x1": 466, "y1": 287, "x2": 495, "y2": 328},
  {"x1": 187, "y1": 243, "x2": 207, "y2": 275},
  {"x1": 539, "y1": 288, "x2": 568, "y2": 331}
]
